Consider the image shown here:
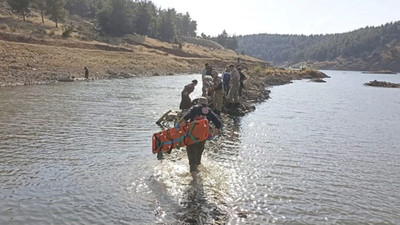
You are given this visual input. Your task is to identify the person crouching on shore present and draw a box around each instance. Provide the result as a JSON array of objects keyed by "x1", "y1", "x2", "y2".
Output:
[{"x1": 179, "y1": 79, "x2": 198, "y2": 110}]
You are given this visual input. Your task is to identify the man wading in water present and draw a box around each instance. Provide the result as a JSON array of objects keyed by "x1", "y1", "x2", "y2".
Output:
[{"x1": 176, "y1": 97, "x2": 222, "y2": 181}]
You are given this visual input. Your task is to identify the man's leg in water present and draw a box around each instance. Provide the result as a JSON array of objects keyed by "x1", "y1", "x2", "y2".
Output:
[
  {"x1": 187, "y1": 143, "x2": 199, "y2": 173},
  {"x1": 196, "y1": 141, "x2": 206, "y2": 166}
]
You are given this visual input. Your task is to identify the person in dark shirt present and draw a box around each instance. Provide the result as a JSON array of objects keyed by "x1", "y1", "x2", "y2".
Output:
[
  {"x1": 84, "y1": 67, "x2": 89, "y2": 80},
  {"x1": 176, "y1": 97, "x2": 222, "y2": 180},
  {"x1": 179, "y1": 79, "x2": 198, "y2": 110},
  {"x1": 222, "y1": 67, "x2": 231, "y2": 95},
  {"x1": 237, "y1": 67, "x2": 247, "y2": 96}
]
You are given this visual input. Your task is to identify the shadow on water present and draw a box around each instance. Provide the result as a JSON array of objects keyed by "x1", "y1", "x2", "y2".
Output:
[{"x1": 175, "y1": 177, "x2": 227, "y2": 224}]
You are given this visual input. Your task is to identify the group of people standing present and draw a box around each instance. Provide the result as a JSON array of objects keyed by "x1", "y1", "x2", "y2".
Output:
[
  {"x1": 176, "y1": 62, "x2": 247, "y2": 181},
  {"x1": 179, "y1": 62, "x2": 247, "y2": 115}
]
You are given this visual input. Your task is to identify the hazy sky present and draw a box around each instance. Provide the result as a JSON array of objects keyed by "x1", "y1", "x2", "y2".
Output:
[{"x1": 150, "y1": 0, "x2": 400, "y2": 36}]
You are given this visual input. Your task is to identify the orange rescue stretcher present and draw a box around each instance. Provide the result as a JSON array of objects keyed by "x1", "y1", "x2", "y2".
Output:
[{"x1": 152, "y1": 119, "x2": 212, "y2": 154}]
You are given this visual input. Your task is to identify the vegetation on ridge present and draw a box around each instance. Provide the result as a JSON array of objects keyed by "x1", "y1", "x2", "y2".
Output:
[{"x1": 237, "y1": 22, "x2": 400, "y2": 72}]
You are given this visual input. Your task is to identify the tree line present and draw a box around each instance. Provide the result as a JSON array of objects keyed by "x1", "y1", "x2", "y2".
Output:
[
  {"x1": 201, "y1": 30, "x2": 238, "y2": 51},
  {"x1": 7, "y1": 0, "x2": 67, "y2": 27},
  {"x1": 7, "y1": 0, "x2": 240, "y2": 49},
  {"x1": 6, "y1": 0, "x2": 198, "y2": 42},
  {"x1": 236, "y1": 21, "x2": 400, "y2": 66}
]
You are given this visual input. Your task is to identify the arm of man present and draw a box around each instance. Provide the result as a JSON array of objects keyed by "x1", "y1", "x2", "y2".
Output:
[
  {"x1": 176, "y1": 106, "x2": 198, "y2": 125},
  {"x1": 206, "y1": 110, "x2": 222, "y2": 136}
]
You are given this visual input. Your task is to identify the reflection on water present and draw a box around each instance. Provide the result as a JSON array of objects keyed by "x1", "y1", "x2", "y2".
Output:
[
  {"x1": 1, "y1": 71, "x2": 400, "y2": 224},
  {"x1": 236, "y1": 71, "x2": 400, "y2": 224}
]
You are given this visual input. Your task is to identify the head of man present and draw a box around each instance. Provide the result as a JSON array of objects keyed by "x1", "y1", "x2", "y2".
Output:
[
  {"x1": 198, "y1": 97, "x2": 208, "y2": 106},
  {"x1": 192, "y1": 79, "x2": 198, "y2": 86}
]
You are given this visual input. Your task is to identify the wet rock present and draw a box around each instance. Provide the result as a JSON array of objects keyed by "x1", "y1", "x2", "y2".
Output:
[
  {"x1": 362, "y1": 70, "x2": 397, "y2": 74},
  {"x1": 365, "y1": 80, "x2": 400, "y2": 88},
  {"x1": 118, "y1": 72, "x2": 134, "y2": 78},
  {"x1": 311, "y1": 78, "x2": 326, "y2": 83},
  {"x1": 237, "y1": 212, "x2": 247, "y2": 218},
  {"x1": 106, "y1": 69, "x2": 117, "y2": 76},
  {"x1": 185, "y1": 218, "x2": 198, "y2": 224}
]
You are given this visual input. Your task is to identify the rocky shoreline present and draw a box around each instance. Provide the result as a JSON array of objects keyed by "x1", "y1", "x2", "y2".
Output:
[
  {"x1": 0, "y1": 40, "x2": 264, "y2": 87},
  {"x1": 362, "y1": 70, "x2": 398, "y2": 74},
  {"x1": 365, "y1": 80, "x2": 400, "y2": 88}
]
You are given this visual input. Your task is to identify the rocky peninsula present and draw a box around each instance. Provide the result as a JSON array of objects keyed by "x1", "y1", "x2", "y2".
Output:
[
  {"x1": 365, "y1": 80, "x2": 400, "y2": 88},
  {"x1": 0, "y1": 5, "x2": 328, "y2": 119},
  {"x1": 362, "y1": 70, "x2": 397, "y2": 74}
]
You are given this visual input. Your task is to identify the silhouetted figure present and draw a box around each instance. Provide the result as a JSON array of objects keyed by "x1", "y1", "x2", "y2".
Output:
[
  {"x1": 180, "y1": 79, "x2": 198, "y2": 110},
  {"x1": 238, "y1": 67, "x2": 247, "y2": 96},
  {"x1": 84, "y1": 67, "x2": 89, "y2": 80}
]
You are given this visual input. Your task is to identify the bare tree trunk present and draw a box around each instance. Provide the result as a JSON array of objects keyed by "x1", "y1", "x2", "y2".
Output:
[
  {"x1": 22, "y1": 11, "x2": 26, "y2": 21},
  {"x1": 56, "y1": 18, "x2": 58, "y2": 28},
  {"x1": 41, "y1": 11, "x2": 44, "y2": 23}
]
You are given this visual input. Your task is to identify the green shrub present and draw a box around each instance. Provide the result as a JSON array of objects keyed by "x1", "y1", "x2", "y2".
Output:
[
  {"x1": 252, "y1": 65, "x2": 263, "y2": 73},
  {"x1": 62, "y1": 24, "x2": 74, "y2": 38}
]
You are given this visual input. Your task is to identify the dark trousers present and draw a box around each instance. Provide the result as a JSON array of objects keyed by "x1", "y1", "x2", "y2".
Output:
[
  {"x1": 180, "y1": 94, "x2": 192, "y2": 110},
  {"x1": 186, "y1": 141, "x2": 206, "y2": 172}
]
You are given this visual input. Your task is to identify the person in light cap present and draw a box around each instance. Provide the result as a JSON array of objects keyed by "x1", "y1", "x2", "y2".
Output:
[
  {"x1": 198, "y1": 96, "x2": 208, "y2": 105},
  {"x1": 176, "y1": 97, "x2": 222, "y2": 181}
]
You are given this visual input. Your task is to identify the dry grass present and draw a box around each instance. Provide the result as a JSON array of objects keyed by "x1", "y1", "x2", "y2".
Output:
[{"x1": 0, "y1": 7, "x2": 265, "y2": 86}]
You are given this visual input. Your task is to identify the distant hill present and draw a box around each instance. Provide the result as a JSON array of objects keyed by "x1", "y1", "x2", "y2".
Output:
[{"x1": 237, "y1": 21, "x2": 400, "y2": 72}]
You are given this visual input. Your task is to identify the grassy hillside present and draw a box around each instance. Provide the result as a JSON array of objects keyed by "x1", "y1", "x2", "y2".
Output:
[
  {"x1": 0, "y1": 3, "x2": 265, "y2": 86},
  {"x1": 237, "y1": 22, "x2": 400, "y2": 72}
]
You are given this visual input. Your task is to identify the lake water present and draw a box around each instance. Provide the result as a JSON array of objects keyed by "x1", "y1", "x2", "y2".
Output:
[{"x1": 0, "y1": 71, "x2": 399, "y2": 224}]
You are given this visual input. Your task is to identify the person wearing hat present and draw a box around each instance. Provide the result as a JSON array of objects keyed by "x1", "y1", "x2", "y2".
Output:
[
  {"x1": 201, "y1": 63, "x2": 213, "y2": 96},
  {"x1": 210, "y1": 71, "x2": 224, "y2": 115},
  {"x1": 179, "y1": 79, "x2": 198, "y2": 110},
  {"x1": 176, "y1": 97, "x2": 222, "y2": 180}
]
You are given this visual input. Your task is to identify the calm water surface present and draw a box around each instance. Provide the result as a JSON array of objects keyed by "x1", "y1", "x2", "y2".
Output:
[{"x1": 0, "y1": 71, "x2": 399, "y2": 224}]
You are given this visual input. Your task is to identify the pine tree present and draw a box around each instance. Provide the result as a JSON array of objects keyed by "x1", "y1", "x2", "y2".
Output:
[
  {"x1": 158, "y1": 9, "x2": 177, "y2": 42},
  {"x1": 46, "y1": 0, "x2": 67, "y2": 28},
  {"x1": 32, "y1": 0, "x2": 46, "y2": 23},
  {"x1": 135, "y1": 1, "x2": 156, "y2": 36},
  {"x1": 7, "y1": 0, "x2": 30, "y2": 21},
  {"x1": 97, "y1": 0, "x2": 130, "y2": 36}
]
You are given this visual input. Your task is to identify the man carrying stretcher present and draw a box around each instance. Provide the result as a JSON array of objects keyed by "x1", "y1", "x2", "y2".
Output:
[{"x1": 176, "y1": 97, "x2": 222, "y2": 180}]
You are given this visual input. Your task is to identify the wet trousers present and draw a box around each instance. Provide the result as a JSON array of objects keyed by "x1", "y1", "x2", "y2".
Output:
[
  {"x1": 180, "y1": 94, "x2": 191, "y2": 110},
  {"x1": 186, "y1": 141, "x2": 206, "y2": 172},
  {"x1": 227, "y1": 83, "x2": 240, "y2": 104}
]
